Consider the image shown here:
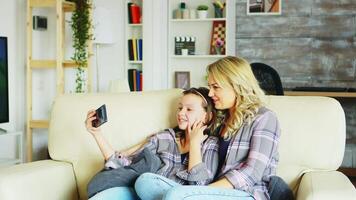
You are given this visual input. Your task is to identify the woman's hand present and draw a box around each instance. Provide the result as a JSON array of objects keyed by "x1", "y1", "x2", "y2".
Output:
[{"x1": 85, "y1": 109, "x2": 101, "y2": 136}]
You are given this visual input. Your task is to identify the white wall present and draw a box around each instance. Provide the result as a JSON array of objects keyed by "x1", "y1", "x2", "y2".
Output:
[
  {"x1": 0, "y1": 0, "x2": 26, "y2": 160},
  {"x1": 0, "y1": 0, "x2": 126, "y2": 161}
]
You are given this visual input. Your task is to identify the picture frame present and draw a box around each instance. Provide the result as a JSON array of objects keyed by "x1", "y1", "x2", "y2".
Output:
[
  {"x1": 175, "y1": 71, "x2": 190, "y2": 90},
  {"x1": 247, "y1": 0, "x2": 281, "y2": 15}
]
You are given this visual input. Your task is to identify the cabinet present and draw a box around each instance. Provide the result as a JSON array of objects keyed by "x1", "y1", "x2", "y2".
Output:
[
  {"x1": 0, "y1": 131, "x2": 23, "y2": 166},
  {"x1": 167, "y1": 0, "x2": 235, "y2": 88},
  {"x1": 125, "y1": 0, "x2": 143, "y2": 91},
  {"x1": 26, "y1": 0, "x2": 93, "y2": 161}
]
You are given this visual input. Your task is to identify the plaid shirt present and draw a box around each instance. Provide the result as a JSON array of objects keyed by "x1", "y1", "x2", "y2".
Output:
[
  {"x1": 106, "y1": 128, "x2": 219, "y2": 185},
  {"x1": 217, "y1": 107, "x2": 281, "y2": 200}
]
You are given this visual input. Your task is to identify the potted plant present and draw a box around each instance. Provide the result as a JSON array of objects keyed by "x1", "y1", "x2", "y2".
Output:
[
  {"x1": 197, "y1": 5, "x2": 209, "y2": 19},
  {"x1": 69, "y1": 0, "x2": 92, "y2": 93}
]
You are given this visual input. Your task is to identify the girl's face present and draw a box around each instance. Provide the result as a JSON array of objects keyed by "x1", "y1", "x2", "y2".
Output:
[
  {"x1": 207, "y1": 76, "x2": 236, "y2": 110},
  {"x1": 176, "y1": 94, "x2": 207, "y2": 130}
]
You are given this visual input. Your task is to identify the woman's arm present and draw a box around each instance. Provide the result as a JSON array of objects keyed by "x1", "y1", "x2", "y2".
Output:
[{"x1": 218, "y1": 111, "x2": 281, "y2": 189}]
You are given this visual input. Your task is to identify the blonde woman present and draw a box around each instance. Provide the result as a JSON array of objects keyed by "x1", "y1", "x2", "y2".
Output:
[{"x1": 136, "y1": 56, "x2": 281, "y2": 200}]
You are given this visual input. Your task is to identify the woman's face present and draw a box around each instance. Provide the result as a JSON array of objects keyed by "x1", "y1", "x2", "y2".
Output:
[
  {"x1": 176, "y1": 94, "x2": 207, "y2": 130},
  {"x1": 208, "y1": 76, "x2": 237, "y2": 110}
]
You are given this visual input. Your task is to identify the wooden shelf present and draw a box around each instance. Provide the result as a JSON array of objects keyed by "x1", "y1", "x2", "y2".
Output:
[
  {"x1": 30, "y1": 120, "x2": 49, "y2": 129},
  {"x1": 128, "y1": 61, "x2": 143, "y2": 64},
  {"x1": 285, "y1": 91, "x2": 356, "y2": 98},
  {"x1": 171, "y1": 55, "x2": 226, "y2": 58},
  {"x1": 30, "y1": 0, "x2": 75, "y2": 12},
  {"x1": 128, "y1": 23, "x2": 142, "y2": 27},
  {"x1": 30, "y1": 59, "x2": 80, "y2": 68}
]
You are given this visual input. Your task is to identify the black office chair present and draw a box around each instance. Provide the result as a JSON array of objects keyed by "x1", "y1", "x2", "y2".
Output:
[{"x1": 251, "y1": 62, "x2": 284, "y2": 95}]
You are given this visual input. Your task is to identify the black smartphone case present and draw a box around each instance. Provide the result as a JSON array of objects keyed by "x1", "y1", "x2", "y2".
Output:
[{"x1": 92, "y1": 104, "x2": 108, "y2": 128}]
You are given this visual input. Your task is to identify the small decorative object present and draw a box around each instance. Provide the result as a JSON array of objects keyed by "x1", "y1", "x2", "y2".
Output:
[
  {"x1": 173, "y1": 9, "x2": 182, "y2": 19},
  {"x1": 247, "y1": 0, "x2": 281, "y2": 15},
  {"x1": 175, "y1": 71, "x2": 190, "y2": 90},
  {"x1": 189, "y1": 9, "x2": 196, "y2": 19},
  {"x1": 182, "y1": 9, "x2": 190, "y2": 19},
  {"x1": 197, "y1": 5, "x2": 209, "y2": 19},
  {"x1": 175, "y1": 36, "x2": 196, "y2": 55},
  {"x1": 214, "y1": 38, "x2": 224, "y2": 55},
  {"x1": 213, "y1": 0, "x2": 225, "y2": 18},
  {"x1": 210, "y1": 21, "x2": 226, "y2": 55}
]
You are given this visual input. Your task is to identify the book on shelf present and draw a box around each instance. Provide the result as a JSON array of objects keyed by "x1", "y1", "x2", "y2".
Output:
[
  {"x1": 128, "y1": 69, "x2": 143, "y2": 91},
  {"x1": 128, "y1": 38, "x2": 143, "y2": 61},
  {"x1": 132, "y1": 38, "x2": 138, "y2": 61}
]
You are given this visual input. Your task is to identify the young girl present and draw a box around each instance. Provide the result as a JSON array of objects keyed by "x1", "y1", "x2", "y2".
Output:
[{"x1": 85, "y1": 87, "x2": 219, "y2": 200}]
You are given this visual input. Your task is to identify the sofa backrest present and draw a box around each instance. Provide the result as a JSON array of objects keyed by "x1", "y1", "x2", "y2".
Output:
[
  {"x1": 49, "y1": 89, "x2": 181, "y2": 199},
  {"x1": 265, "y1": 95, "x2": 345, "y2": 191},
  {"x1": 48, "y1": 89, "x2": 345, "y2": 199}
]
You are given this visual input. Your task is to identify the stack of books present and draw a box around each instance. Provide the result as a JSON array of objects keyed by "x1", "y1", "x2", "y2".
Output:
[
  {"x1": 128, "y1": 38, "x2": 143, "y2": 61},
  {"x1": 128, "y1": 69, "x2": 142, "y2": 91}
]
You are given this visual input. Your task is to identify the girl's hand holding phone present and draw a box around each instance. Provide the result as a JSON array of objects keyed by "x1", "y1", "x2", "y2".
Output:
[{"x1": 85, "y1": 109, "x2": 102, "y2": 136}]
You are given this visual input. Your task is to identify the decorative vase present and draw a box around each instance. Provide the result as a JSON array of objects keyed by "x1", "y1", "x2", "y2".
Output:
[
  {"x1": 215, "y1": 46, "x2": 221, "y2": 55},
  {"x1": 214, "y1": 8, "x2": 223, "y2": 18},
  {"x1": 197, "y1": 10, "x2": 208, "y2": 19}
]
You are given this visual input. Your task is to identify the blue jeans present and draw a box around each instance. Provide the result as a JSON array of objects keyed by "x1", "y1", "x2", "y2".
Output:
[
  {"x1": 135, "y1": 173, "x2": 180, "y2": 200},
  {"x1": 134, "y1": 173, "x2": 254, "y2": 200},
  {"x1": 88, "y1": 187, "x2": 140, "y2": 200}
]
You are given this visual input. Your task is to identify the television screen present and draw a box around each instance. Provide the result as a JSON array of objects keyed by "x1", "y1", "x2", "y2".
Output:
[{"x1": 0, "y1": 37, "x2": 9, "y2": 123}]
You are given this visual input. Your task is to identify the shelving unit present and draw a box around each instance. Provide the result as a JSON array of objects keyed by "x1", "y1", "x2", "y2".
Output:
[
  {"x1": 284, "y1": 91, "x2": 356, "y2": 98},
  {"x1": 0, "y1": 131, "x2": 23, "y2": 166},
  {"x1": 125, "y1": 0, "x2": 143, "y2": 91},
  {"x1": 26, "y1": 0, "x2": 93, "y2": 161},
  {"x1": 167, "y1": 0, "x2": 235, "y2": 88}
]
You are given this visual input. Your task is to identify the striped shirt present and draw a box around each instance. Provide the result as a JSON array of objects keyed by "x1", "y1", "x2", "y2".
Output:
[
  {"x1": 216, "y1": 107, "x2": 281, "y2": 200},
  {"x1": 106, "y1": 128, "x2": 219, "y2": 185}
]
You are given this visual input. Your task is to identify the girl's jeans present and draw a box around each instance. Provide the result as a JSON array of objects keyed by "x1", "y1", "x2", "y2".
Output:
[{"x1": 134, "y1": 173, "x2": 254, "y2": 200}]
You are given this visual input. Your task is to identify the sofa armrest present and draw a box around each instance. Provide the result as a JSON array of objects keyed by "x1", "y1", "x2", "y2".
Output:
[
  {"x1": 0, "y1": 160, "x2": 78, "y2": 200},
  {"x1": 297, "y1": 171, "x2": 356, "y2": 200}
]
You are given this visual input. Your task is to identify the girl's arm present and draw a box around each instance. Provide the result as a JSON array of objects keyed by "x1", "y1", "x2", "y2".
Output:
[
  {"x1": 85, "y1": 110, "x2": 115, "y2": 160},
  {"x1": 119, "y1": 137, "x2": 149, "y2": 157},
  {"x1": 176, "y1": 120, "x2": 219, "y2": 185},
  {"x1": 188, "y1": 121, "x2": 208, "y2": 170}
]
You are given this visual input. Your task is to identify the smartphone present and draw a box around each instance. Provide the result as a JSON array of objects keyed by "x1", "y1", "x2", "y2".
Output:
[{"x1": 92, "y1": 104, "x2": 108, "y2": 128}]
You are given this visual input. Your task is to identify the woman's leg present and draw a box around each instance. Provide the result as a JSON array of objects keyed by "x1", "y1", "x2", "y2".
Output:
[
  {"x1": 89, "y1": 187, "x2": 139, "y2": 200},
  {"x1": 163, "y1": 186, "x2": 254, "y2": 200},
  {"x1": 135, "y1": 173, "x2": 180, "y2": 200}
]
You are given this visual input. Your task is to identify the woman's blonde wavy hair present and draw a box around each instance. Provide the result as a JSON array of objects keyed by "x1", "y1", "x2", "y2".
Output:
[{"x1": 207, "y1": 56, "x2": 265, "y2": 139}]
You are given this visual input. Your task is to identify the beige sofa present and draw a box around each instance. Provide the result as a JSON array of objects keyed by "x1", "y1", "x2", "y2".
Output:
[{"x1": 0, "y1": 89, "x2": 355, "y2": 200}]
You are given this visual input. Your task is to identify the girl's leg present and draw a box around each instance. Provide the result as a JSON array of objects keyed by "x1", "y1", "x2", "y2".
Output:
[
  {"x1": 134, "y1": 173, "x2": 180, "y2": 200},
  {"x1": 89, "y1": 187, "x2": 139, "y2": 200},
  {"x1": 163, "y1": 186, "x2": 255, "y2": 200}
]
